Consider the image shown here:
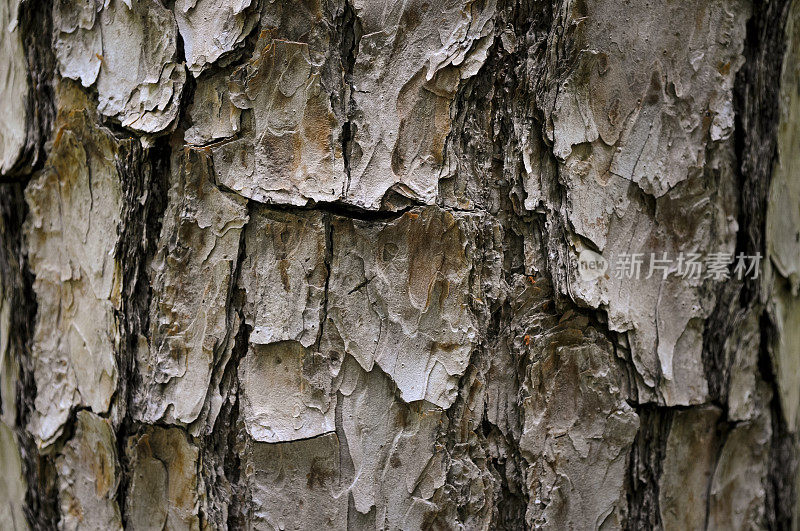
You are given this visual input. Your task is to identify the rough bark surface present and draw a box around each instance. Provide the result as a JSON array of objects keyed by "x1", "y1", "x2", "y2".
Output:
[{"x1": 0, "y1": 0, "x2": 799, "y2": 529}]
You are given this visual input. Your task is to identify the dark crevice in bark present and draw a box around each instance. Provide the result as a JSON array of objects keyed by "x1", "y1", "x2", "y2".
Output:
[
  {"x1": 211, "y1": 314, "x2": 248, "y2": 530},
  {"x1": 703, "y1": 0, "x2": 792, "y2": 403},
  {"x1": 703, "y1": 416, "x2": 735, "y2": 531},
  {"x1": 337, "y1": 0, "x2": 361, "y2": 198},
  {"x1": 173, "y1": 10, "x2": 186, "y2": 65},
  {"x1": 0, "y1": 183, "x2": 58, "y2": 530},
  {"x1": 222, "y1": 389, "x2": 245, "y2": 529},
  {"x1": 488, "y1": 448, "x2": 529, "y2": 529},
  {"x1": 701, "y1": 0, "x2": 797, "y2": 527},
  {"x1": 462, "y1": 25, "x2": 532, "y2": 531},
  {"x1": 249, "y1": 198, "x2": 418, "y2": 222},
  {"x1": 112, "y1": 86, "x2": 199, "y2": 529},
  {"x1": 197, "y1": 266, "x2": 249, "y2": 529},
  {"x1": 731, "y1": 2, "x2": 791, "y2": 287},
  {"x1": 0, "y1": 2, "x2": 59, "y2": 526},
  {"x1": 1, "y1": 0, "x2": 57, "y2": 181},
  {"x1": 112, "y1": 131, "x2": 172, "y2": 527},
  {"x1": 615, "y1": 336, "x2": 642, "y2": 406},
  {"x1": 481, "y1": 276, "x2": 530, "y2": 530},
  {"x1": 315, "y1": 214, "x2": 333, "y2": 353},
  {"x1": 428, "y1": 0, "x2": 563, "y2": 527},
  {"x1": 626, "y1": 405, "x2": 673, "y2": 531},
  {"x1": 437, "y1": 91, "x2": 547, "y2": 529},
  {"x1": 204, "y1": 204, "x2": 251, "y2": 529},
  {"x1": 480, "y1": 308, "x2": 531, "y2": 530},
  {"x1": 758, "y1": 310, "x2": 799, "y2": 530}
]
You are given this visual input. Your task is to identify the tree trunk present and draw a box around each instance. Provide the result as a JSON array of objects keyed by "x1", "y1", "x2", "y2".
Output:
[{"x1": 1, "y1": 0, "x2": 799, "y2": 528}]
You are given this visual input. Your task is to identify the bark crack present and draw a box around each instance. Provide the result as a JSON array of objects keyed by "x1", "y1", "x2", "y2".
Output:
[{"x1": 338, "y1": 0, "x2": 360, "y2": 199}]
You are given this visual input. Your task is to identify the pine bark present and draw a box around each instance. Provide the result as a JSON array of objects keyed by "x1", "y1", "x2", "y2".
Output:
[{"x1": 0, "y1": 0, "x2": 799, "y2": 529}]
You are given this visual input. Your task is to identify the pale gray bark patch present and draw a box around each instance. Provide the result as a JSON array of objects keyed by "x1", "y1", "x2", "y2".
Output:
[
  {"x1": 322, "y1": 207, "x2": 492, "y2": 408},
  {"x1": 240, "y1": 341, "x2": 335, "y2": 442},
  {"x1": 344, "y1": 0, "x2": 496, "y2": 209},
  {"x1": 125, "y1": 425, "x2": 202, "y2": 530},
  {"x1": 219, "y1": 6, "x2": 346, "y2": 206},
  {"x1": 23, "y1": 84, "x2": 124, "y2": 448},
  {"x1": 240, "y1": 208, "x2": 327, "y2": 349},
  {"x1": 519, "y1": 313, "x2": 638, "y2": 528},
  {"x1": 0, "y1": 422, "x2": 27, "y2": 530},
  {"x1": 528, "y1": 0, "x2": 748, "y2": 406},
  {"x1": 657, "y1": 407, "x2": 721, "y2": 530},
  {"x1": 185, "y1": 67, "x2": 242, "y2": 146},
  {"x1": 53, "y1": 0, "x2": 186, "y2": 135},
  {"x1": 707, "y1": 411, "x2": 772, "y2": 529},
  {"x1": 0, "y1": 0, "x2": 28, "y2": 175},
  {"x1": 55, "y1": 410, "x2": 122, "y2": 531},
  {"x1": 174, "y1": 0, "x2": 259, "y2": 77}
]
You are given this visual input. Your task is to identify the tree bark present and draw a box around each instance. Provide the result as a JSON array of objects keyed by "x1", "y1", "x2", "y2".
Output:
[{"x1": 0, "y1": 0, "x2": 799, "y2": 529}]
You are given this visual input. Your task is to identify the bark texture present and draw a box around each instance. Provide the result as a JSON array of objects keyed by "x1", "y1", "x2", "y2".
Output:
[{"x1": 0, "y1": 0, "x2": 799, "y2": 529}]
